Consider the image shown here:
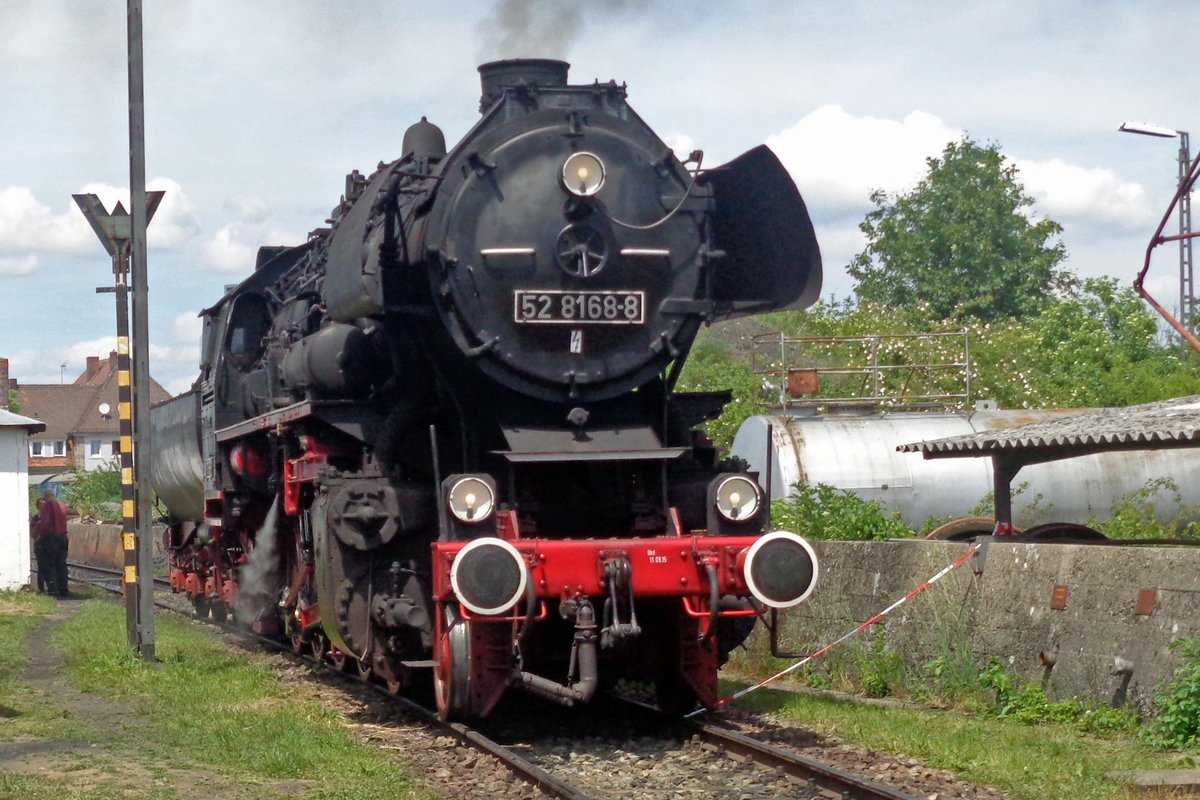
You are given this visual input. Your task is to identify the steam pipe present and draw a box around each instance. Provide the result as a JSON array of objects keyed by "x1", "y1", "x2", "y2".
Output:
[{"x1": 512, "y1": 602, "x2": 599, "y2": 706}]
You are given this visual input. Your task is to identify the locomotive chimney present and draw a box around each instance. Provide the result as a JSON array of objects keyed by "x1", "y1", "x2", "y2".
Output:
[{"x1": 478, "y1": 59, "x2": 569, "y2": 111}]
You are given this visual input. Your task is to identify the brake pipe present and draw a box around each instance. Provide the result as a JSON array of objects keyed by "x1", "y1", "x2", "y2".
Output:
[{"x1": 689, "y1": 542, "x2": 982, "y2": 717}]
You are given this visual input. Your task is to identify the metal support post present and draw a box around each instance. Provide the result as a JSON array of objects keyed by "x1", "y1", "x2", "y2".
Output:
[
  {"x1": 127, "y1": 0, "x2": 156, "y2": 661},
  {"x1": 990, "y1": 454, "x2": 1022, "y2": 537},
  {"x1": 1178, "y1": 132, "x2": 1194, "y2": 330}
]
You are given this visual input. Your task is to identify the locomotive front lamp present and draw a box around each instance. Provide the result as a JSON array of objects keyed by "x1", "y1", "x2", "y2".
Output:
[
  {"x1": 562, "y1": 151, "x2": 606, "y2": 197},
  {"x1": 714, "y1": 475, "x2": 762, "y2": 522},
  {"x1": 450, "y1": 537, "x2": 529, "y2": 616},
  {"x1": 740, "y1": 531, "x2": 819, "y2": 609},
  {"x1": 447, "y1": 475, "x2": 496, "y2": 523}
]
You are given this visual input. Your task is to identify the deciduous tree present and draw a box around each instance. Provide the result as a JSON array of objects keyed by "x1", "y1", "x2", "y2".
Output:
[{"x1": 848, "y1": 138, "x2": 1071, "y2": 320}]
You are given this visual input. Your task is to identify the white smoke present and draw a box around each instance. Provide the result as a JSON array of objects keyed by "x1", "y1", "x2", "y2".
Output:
[{"x1": 235, "y1": 496, "x2": 281, "y2": 626}]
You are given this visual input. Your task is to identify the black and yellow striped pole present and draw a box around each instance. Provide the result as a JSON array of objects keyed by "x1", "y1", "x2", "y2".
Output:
[
  {"x1": 115, "y1": 298, "x2": 138, "y2": 643},
  {"x1": 92, "y1": 277, "x2": 138, "y2": 644}
]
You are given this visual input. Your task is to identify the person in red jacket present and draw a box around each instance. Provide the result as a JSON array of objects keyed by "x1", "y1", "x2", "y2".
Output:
[
  {"x1": 35, "y1": 491, "x2": 69, "y2": 598},
  {"x1": 31, "y1": 498, "x2": 52, "y2": 593}
]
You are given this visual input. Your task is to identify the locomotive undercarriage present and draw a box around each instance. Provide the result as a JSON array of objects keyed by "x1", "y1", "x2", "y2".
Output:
[{"x1": 166, "y1": 405, "x2": 784, "y2": 719}]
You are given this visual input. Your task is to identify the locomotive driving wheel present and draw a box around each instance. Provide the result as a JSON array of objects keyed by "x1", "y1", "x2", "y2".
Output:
[
  {"x1": 433, "y1": 606, "x2": 473, "y2": 720},
  {"x1": 310, "y1": 631, "x2": 329, "y2": 664}
]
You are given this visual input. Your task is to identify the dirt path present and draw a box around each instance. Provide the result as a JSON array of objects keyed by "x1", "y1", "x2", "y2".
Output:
[
  {"x1": 0, "y1": 599, "x2": 252, "y2": 797},
  {"x1": 0, "y1": 597, "x2": 118, "y2": 778}
]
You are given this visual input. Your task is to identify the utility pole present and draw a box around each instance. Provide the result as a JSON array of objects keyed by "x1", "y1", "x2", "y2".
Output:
[
  {"x1": 71, "y1": 0, "x2": 160, "y2": 660},
  {"x1": 1119, "y1": 121, "x2": 1195, "y2": 335},
  {"x1": 126, "y1": 0, "x2": 156, "y2": 662}
]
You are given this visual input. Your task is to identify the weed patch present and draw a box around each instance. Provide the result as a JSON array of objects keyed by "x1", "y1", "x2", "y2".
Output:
[
  {"x1": 771, "y1": 482, "x2": 913, "y2": 541},
  {"x1": 1141, "y1": 637, "x2": 1200, "y2": 750}
]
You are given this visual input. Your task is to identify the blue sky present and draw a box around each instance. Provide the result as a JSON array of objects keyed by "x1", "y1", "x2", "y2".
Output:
[{"x1": 2, "y1": 0, "x2": 1196, "y2": 393}]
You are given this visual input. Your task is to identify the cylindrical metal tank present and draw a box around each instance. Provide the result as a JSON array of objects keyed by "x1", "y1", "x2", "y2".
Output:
[
  {"x1": 731, "y1": 407, "x2": 1200, "y2": 528},
  {"x1": 148, "y1": 390, "x2": 204, "y2": 522}
]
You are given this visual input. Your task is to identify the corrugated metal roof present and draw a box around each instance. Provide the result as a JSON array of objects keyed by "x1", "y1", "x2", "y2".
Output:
[
  {"x1": 0, "y1": 408, "x2": 46, "y2": 432},
  {"x1": 898, "y1": 395, "x2": 1200, "y2": 457}
]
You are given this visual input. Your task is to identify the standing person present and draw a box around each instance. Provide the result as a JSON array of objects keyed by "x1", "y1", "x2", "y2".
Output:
[
  {"x1": 31, "y1": 498, "x2": 50, "y2": 593},
  {"x1": 38, "y1": 490, "x2": 70, "y2": 598}
]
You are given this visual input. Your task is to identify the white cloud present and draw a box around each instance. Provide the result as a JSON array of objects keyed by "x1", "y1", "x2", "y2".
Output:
[
  {"x1": 0, "y1": 254, "x2": 38, "y2": 275},
  {"x1": 766, "y1": 105, "x2": 963, "y2": 212},
  {"x1": 203, "y1": 223, "x2": 263, "y2": 273},
  {"x1": 202, "y1": 197, "x2": 297, "y2": 273},
  {"x1": 664, "y1": 133, "x2": 698, "y2": 163},
  {"x1": 0, "y1": 178, "x2": 201, "y2": 276},
  {"x1": 63, "y1": 336, "x2": 120, "y2": 367},
  {"x1": 1013, "y1": 158, "x2": 1157, "y2": 229},
  {"x1": 0, "y1": 186, "x2": 94, "y2": 255},
  {"x1": 171, "y1": 312, "x2": 203, "y2": 343},
  {"x1": 225, "y1": 195, "x2": 270, "y2": 224}
]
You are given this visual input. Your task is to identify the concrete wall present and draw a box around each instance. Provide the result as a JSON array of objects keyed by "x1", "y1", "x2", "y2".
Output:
[
  {"x1": 64, "y1": 524, "x2": 1200, "y2": 713},
  {"x1": 0, "y1": 429, "x2": 31, "y2": 591},
  {"x1": 767, "y1": 539, "x2": 1200, "y2": 714}
]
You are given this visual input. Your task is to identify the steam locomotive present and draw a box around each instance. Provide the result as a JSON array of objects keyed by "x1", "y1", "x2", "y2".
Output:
[{"x1": 152, "y1": 59, "x2": 823, "y2": 719}]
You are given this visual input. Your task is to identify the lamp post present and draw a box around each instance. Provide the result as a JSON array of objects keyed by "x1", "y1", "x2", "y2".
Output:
[{"x1": 1119, "y1": 121, "x2": 1194, "y2": 331}]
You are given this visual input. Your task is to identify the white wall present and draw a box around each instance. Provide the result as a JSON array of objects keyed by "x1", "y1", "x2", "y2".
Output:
[
  {"x1": 0, "y1": 429, "x2": 31, "y2": 591},
  {"x1": 80, "y1": 434, "x2": 117, "y2": 470}
]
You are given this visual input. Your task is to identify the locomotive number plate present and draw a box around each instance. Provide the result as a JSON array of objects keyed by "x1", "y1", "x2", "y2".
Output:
[{"x1": 514, "y1": 290, "x2": 645, "y2": 325}]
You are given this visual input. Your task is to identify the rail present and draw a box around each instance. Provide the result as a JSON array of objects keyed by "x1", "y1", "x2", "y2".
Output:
[
  {"x1": 751, "y1": 330, "x2": 972, "y2": 411},
  {"x1": 697, "y1": 722, "x2": 919, "y2": 800}
]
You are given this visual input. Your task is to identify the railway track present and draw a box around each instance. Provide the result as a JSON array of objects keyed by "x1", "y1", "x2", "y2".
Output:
[{"x1": 66, "y1": 561, "x2": 919, "y2": 800}]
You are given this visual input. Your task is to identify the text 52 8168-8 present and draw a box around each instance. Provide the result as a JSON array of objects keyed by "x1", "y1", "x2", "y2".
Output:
[{"x1": 514, "y1": 290, "x2": 645, "y2": 325}]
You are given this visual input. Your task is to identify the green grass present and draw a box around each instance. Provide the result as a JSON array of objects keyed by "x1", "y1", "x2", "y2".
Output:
[
  {"x1": 0, "y1": 593, "x2": 433, "y2": 800},
  {"x1": 718, "y1": 678, "x2": 1189, "y2": 800},
  {"x1": 0, "y1": 591, "x2": 86, "y2": 741}
]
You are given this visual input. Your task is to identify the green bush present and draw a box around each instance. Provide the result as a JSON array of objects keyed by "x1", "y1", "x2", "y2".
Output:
[
  {"x1": 1142, "y1": 637, "x2": 1200, "y2": 750},
  {"x1": 674, "y1": 333, "x2": 760, "y2": 452},
  {"x1": 63, "y1": 464, "x2": 123, "y2": 522},
  {"x1": 1092, "y1": 478, "x2": 1200, "y2": 541},
  {"x1": 759, "y1": 279, "x2": 1200, "y2": 412},
  {"x1": 771, "y1": 482, "x2": 914, "y2": 541}
]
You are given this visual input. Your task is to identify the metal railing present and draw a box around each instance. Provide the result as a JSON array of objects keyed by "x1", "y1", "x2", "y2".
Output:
[{"x1": 750, "y1": 330, "x2": 972, "y2": 411}]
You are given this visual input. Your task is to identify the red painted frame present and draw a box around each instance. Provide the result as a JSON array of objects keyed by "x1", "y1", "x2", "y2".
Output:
[{"x1": 431, "y1": 534, "x2": 763, "y2": 605}]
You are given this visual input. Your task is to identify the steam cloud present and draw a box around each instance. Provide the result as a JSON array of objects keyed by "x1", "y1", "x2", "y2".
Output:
[{"x1": 235, "y1": 496, "x2": 281, "y2": 626}]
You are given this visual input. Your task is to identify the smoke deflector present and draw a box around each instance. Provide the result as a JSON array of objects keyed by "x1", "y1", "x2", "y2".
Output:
[{"x1": 700, "y1": 145, "x2": 823, "y2": 318}]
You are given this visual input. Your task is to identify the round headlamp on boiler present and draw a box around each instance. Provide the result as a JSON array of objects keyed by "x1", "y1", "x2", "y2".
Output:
[{"x1": 562, "y1": 151, "x2": 606, "y2": 197}]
